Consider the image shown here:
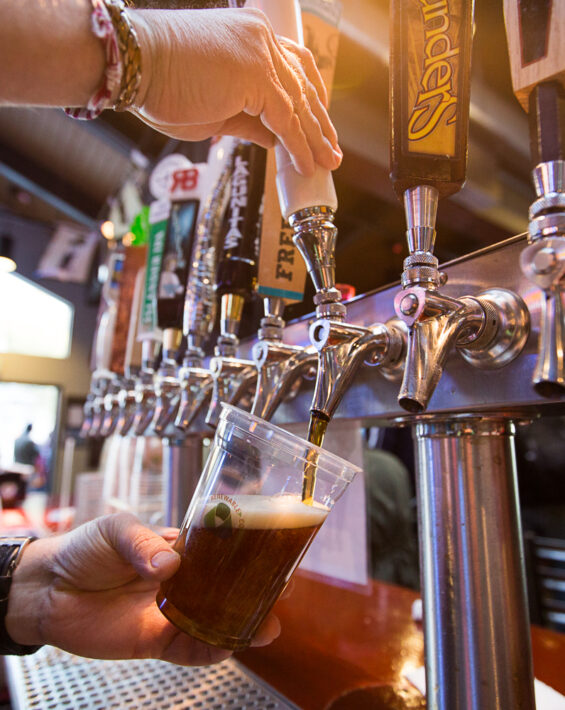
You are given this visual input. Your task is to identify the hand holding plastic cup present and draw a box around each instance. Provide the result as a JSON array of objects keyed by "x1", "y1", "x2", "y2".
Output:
[{"x1": 156, "y1": 404, "x2": 360, "y2": 651}]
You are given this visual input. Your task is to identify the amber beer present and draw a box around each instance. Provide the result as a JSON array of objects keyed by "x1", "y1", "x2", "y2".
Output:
[{"x1": 157, "y1": 494, "x2": 327, "y2": 650}]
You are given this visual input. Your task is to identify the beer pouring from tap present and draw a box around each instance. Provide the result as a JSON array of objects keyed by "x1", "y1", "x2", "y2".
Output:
[
  {"x1": 391, "y1": 0, "x2": 529, "y2": 413},
  {"x1": 504, "y1": 1, "x2": 565, "y2": 396},
  {"x1": 256, "y1": 0, "x2": 405, "y2": 446}
]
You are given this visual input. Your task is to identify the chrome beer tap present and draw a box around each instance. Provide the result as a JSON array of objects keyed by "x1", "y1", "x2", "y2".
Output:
[
  {"x1": 100, "y1": 377, "x2": 122, "y2": 437},
  {"x1": 152, "y1": 328, "x2": 182, "y2": 436},
  {"x1": 175, "y1": 139, "x2": 235, "y2": 432},
  {"x1": 116, "y1": 375, "x2": 137, "y2": 435},
  {"x1": 290, "y1": 208, "x2": 406, "y2": 423},
  {"x1": 205, "y1": 293, "x2": 258, "y2": 428},
  {"x1": 251, "y1": 296, "x2": 317, "y2": 421},
  {"x1": 132, "y1": 339, "x2": 160, "y2": 436},
  {"x1": 521, "y1": 158, "x2": 565, "y2": 395},
  {"x1": 204, "y1": 140, "x2": 267, "y2": 428},
  {"x1": 503, "y1": 2, "x2": 565, "y2": 395},
  {"x1": 394, "y1": 186, "x2": 530, "y2": 413},
  {"x1": 88, "y1": 371, "x2": 113, "y2": 437}
]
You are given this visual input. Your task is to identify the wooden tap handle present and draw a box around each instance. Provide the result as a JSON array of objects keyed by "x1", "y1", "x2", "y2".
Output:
[{"x1": 503, "y1": 0, "x2": 565, "y2": 112}]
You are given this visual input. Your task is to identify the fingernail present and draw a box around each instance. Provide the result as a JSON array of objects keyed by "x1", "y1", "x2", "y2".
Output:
[{"x1": 151, "y1": 550, "x2": 178, "y2": 569}]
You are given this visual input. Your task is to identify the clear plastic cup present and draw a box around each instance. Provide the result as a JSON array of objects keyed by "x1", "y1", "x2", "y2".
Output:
[{"x1": 156, "y1": 404, "x2": 360, "y2": 651}]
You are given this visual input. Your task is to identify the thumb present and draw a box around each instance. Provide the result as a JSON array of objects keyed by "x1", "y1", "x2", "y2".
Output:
[{"x1": 99, "y1": 513, "x2": 181, "y2": 582}]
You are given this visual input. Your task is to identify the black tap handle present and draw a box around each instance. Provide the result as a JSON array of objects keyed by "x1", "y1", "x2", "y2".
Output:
[
  {"x1": 389, "y1": 0, "x2": 475, "y2": 199},
  {"x1": 216, "y1": 141, "x2": 267, "y2": 300}
]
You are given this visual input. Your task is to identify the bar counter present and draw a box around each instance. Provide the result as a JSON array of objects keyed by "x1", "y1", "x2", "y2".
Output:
[{"x1": 237, "y1": 570, "x2": 565, "y2": 709}]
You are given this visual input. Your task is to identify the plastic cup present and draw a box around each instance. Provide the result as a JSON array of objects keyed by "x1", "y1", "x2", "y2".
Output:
[{"x1": 156, "y1": 404, "x2": 360, "y2": 651}]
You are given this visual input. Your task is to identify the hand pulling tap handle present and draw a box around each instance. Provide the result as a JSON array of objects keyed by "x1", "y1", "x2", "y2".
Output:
[
  {"x1": 249, "y1": 0, "x2": 344, "y2": 337},
  {"x1": 248, "y1": 0, "x2": 338, "y2": 223},
  {"x1": 504, "y1": 0, "x2": 565, "y2": 395}
]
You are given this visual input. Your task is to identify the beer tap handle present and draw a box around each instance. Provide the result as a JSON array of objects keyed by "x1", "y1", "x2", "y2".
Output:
[
  {"x1": 389, "y1": 0, "x2": 475, "y2": 202},
  {"x1": 503, "y1": 1, "x2": 565, "y2": 114},
  {"x1": 505, "y1": 1, "x2": 565, "y2": 396},
  {"x1": 215, "y1": 140, "x2": 267, "y2": 349}
]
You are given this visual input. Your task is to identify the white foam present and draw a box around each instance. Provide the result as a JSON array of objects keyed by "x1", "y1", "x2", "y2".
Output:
[{"x1": 199, "y1": 494, "x2": 328, "y2": 530}]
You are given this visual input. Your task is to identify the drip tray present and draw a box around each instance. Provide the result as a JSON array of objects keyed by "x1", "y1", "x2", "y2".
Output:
[{"x1": 5, "y1": 645, "x2": 298, "y2": 710}]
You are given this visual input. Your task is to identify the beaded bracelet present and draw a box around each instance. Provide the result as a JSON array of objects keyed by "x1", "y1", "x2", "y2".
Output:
[{"x1": 66, "y1": 0, "x2": 141, "y2": 120}]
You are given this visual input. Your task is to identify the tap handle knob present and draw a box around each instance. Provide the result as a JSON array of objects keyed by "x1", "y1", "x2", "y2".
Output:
[{"x1": 389, "y1": 0, "x2": 474, "y2": 200}]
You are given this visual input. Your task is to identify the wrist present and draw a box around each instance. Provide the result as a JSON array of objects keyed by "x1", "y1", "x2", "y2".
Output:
[
  {"x1": 6, "y1": 537, "x2": 58, "y2": 647},
  {"x1": 128, "y1": 9, "x2": 157, "y2": 113}
]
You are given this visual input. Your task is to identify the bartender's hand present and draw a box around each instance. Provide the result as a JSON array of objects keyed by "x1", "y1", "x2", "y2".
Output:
[
  {"x1": 131, "y1": 7, "x2": 341, "y2": 177},
  {"x1": 6, "y1": 514, "x2": 281, "y2": 665}
]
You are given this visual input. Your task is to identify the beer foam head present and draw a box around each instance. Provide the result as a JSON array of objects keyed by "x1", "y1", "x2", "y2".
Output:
[{"x1": 200, "y1": 494, "x2": 327, "y2": 530}]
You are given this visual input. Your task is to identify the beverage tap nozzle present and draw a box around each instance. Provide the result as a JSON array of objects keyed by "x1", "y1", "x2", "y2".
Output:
[
  {"x1": 79, "y1": 393, "x2": 96, "y2": 439},
  {"x1": 174, "y1": 358, "x2": 213, "y2": 432},
  {"x1": 100, "y1": 379, "x2": 121, "y2": 437},
  {"x1": 520, "y1": 158, "x2": 565, "y2": 395},
  {"x1": 152, "y1": 328, "x2": 182, "y2": 437},
  {"x1": 205, "y1": 355, "x2": 257, "y2": 428},
  {"x1": 395, "y1": 287, "x2": 530, "y2": 412},
  {"x1": 308, "y1": 318, "x2": 406, "y2": 421},
  {"x1": 116, "y1": 377, "x2": 137, "y2": 435},
  {"x1": 88, "y1": 371, "x2": 113, "y2": 438},
  {"x1": 250, "y1": 297, "x2": 317, "y2": 420},
  {"x1": 132, "y1": 339, "x2": 160, "y2": 436},
  {"x1": 503, "y1": 0, "x2": 565, "y2": 395}
]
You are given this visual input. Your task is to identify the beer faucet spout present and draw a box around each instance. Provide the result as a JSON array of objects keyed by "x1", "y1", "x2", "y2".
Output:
[
  {"x1": 251, "y1": 340, "x2": 317, "y2": 421},
  {"x1": 116, "y1": 379, "x2": 137, "y2": 436},
  {"x1": 152, "y1": 364, "x2": 181, "y2": 437},
  {"x1": 520, "y1": 160, "x2": 565, "y2": 395},
  {"x1": 205, "y1": 354, "x2": 257, "y2": 428},
  {"x1": 100, "y1": 379, "x2": 121, "y2": 437},
  {"x1": 395, "y1": 289, "x2": 483, "y2": 412},
  {"x1": 309, "y1": 319, "x2": 405, "y2": 421},
  {"x1": 175, "y1": 364, "x2": 213, "y2": 432},
  {"x1": 395, "y1": 286, "x2": 530, "y2": 412},
  {"x1": 133, "y1": 372, "x2": 157, "y2": 436}
]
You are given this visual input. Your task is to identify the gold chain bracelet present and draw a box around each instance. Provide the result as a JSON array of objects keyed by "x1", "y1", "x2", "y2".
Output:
[{"x1": 103, "y1": 0, "x2": 142, "y2": 111}]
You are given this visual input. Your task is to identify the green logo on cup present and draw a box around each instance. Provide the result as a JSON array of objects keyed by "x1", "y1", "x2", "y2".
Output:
[{"x1": 204, "y1": 502, "x2": 233, "y2": 537}]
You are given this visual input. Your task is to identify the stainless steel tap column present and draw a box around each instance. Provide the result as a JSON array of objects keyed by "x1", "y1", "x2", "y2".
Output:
[{"x1": 415, "y1": 416, "x2": 535, "y2": 710}]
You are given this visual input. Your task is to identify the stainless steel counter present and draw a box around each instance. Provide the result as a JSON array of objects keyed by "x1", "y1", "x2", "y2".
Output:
[{"x1": 5, "y1": 646, "x2": 298, "y2": 710}]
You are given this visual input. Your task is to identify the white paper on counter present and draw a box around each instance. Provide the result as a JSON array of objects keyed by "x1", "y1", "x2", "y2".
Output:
[
  {"x1": 404, "y1": 666, "x2": 565, "y2": 709},
  {"x1": 284, "y1": 419, "x2": 368, "y2": 586}
]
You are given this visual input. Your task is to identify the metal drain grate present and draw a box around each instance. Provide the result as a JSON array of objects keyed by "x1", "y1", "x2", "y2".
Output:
[{"x1": 5, "y1": 645, "x2": 298, "y2": 710}]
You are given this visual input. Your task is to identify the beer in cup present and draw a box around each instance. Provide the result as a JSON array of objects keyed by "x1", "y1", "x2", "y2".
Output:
[{"x1": 156, "y1": 404, "x2": 360, "y2": 651}]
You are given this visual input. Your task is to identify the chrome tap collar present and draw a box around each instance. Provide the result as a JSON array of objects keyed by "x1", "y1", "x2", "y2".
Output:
[
  {"x1": 533, "y1": 159, "x2": 565, "y2": 198},
  {"x1": 289, "y1": 206, "x2": 337, "y2": 295},
  {"x1": 404, "y1": 185, "x2": 438, "y2": 254}
]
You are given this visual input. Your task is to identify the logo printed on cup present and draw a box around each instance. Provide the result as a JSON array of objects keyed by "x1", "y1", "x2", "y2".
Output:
[{"x1": 203, "y1": 495, "x2": 245, "y2": 538}]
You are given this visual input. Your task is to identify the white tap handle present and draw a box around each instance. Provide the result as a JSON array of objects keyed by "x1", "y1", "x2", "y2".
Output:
[{"x1": 249, "y1": 0, "x2": 337, "y2": 218}]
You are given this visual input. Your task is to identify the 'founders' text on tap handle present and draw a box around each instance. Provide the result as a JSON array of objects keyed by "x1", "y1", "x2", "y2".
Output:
[{"x1": 389, "y1": 0, "x2": 474, "y2": 200}]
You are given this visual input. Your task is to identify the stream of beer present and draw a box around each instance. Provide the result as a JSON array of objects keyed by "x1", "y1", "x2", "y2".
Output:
[{"x1": 302, "y1": 413, "x2": 329, "y2": 506}]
